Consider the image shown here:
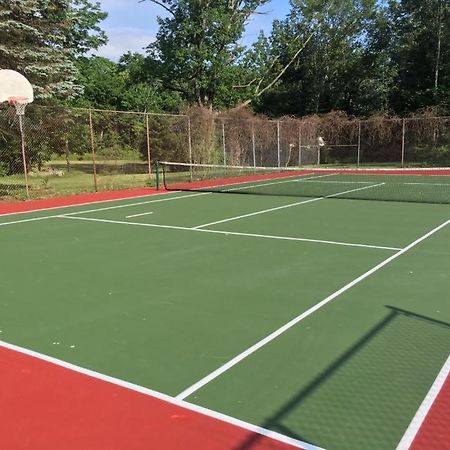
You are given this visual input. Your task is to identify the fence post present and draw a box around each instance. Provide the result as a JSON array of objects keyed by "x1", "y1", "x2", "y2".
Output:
[
  {"x1": 298, "y1": 125, "x2": 302, "y2": 166},
  {"x1": 401, "y1": 118, "x2": 406, "y2": 168},
  {"x1": 277, "y1": 121, "x2": 281, "y2": 168},
  {"x1": 146, "y1": 114, "x2": 152, "y2": 181},
  {"x1": 187, "y1": 116, "x2": 193, "y2": 181},
  {"x1": 89, "y1": 110, "x2": 98, "y2": 192},
  {"x1": 357, "y1": 120, "x2": 361, "y2": 167},
  {"x1": 222, "y1": 120, "x2": 226, "y2": 166},
  {"x1": 252, "y1": 125, "x2": 256, "y2": 168}
]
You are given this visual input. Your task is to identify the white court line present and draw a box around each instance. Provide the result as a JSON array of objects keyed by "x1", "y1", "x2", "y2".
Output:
[
  {"x1": 0, "y1": 340, "x2": 321, "y2": 450},
  {"x1": 225, "y1": 174, "x2": 334, "y2": 192},
  {"x1": 126, "y1": 211, "x2": 154, "y2": 218},
  {"x1": 59, "y1": 215, "x2": 401, "y2": 251},
  {"x1": 404, "y1": 182, "x2": 450, "y2": 186},
  {"x1": 63, "y1": 191, "x2": 211, "y2": 216},
  {"x1": 396, "y1": 352, "x2": 450, "y2": 450},
  {"x1": 0, "y1": 192, "x2": 210, "y2": 227},
  {"x1": 0, "y1": 215, "x2": 62, "y2": 227},
  {"x1": 300, "y1": 180, "x2": 375, "y2": 184},
  {"x1": 194, "y1": 183, "x2": 385, "y2": 229},
  {"x1": 0, "y1": 190, "x2": 178, "y2": 218},
  {"x1": 175, "y1": 217, "x2": 450, "y2": 400}
]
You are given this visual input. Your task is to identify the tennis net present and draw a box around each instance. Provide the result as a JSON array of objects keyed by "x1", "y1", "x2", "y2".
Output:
[{"x1": 158, "y1": 161, "x2": 450, "y2": 204}]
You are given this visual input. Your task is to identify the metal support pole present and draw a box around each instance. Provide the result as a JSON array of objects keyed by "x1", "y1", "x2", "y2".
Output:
[
  {"x1": 357, "y1": 120, "x2": 361, "y2": 167},
  {"x1": 187, "y1": 116, "x2": 194, "y2": 181},
  {"x1": 401, "y1": 118, "x2": 406, "y2": 168},
  {"x1": 89, "y1": 110, "x2": 98, "y2": 192},
  {"x1": 18, "y1": 115, "x2": 30, "y2": 200},
  {"x1": 252, "y1": 125, "x2": 256, "y2": 168},
  {"x1": 277, "y1": 121, "x2": 281, "y2": 168},
  {"x1": 146, "y1": 114, "x2": 152, "y2": 181},
  {"x1": 222, "y1": 120, "x2": 226, "y2": 166},
  {"x1": 298, "y1": 126, "x2": 302, "y2": 166},
  {"x1": 155, "y1": 160, "x2": 160, "y2": 190}
]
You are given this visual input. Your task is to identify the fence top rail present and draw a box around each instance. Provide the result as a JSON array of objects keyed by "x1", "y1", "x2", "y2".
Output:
[
  {"x1": 215, "y1": 116, "x2": 449, "y2": 124},
  {"x1": 10, "y1": 103, "x2": 449, "y2": 123},
  {"x1": 24, "y1": 104, "x2": 188, "y2": 118}
]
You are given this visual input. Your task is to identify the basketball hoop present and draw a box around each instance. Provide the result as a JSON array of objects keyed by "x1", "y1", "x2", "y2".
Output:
[{"x1": 8, "y1": 96, "x2": 30, "y2": 116}]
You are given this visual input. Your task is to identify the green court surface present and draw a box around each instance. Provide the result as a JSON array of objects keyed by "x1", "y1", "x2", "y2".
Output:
[{"x1": 1, "y1": 180, "x2": 449, "y2": 449}]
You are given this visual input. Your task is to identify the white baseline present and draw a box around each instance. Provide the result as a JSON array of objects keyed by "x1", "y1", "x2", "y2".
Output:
[{"x1": 0, "y1": 340, "x2": 322, "y2": 450}]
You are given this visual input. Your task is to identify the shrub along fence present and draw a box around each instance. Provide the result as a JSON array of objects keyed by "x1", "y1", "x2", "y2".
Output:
[{"x1": 0, "y1": 104, "x2": 448, "y2": 200}]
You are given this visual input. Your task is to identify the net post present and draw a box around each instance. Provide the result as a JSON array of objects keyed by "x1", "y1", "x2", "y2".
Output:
[
  {"x1": 146, "y1": 113, "x2": 152, "y2": 182},
  {"x1": 155, "y1": 160, "x2": 160, "y2": 190},
  {"x1": 88, "y1": 109, "x2": 98, "y2": 192}
]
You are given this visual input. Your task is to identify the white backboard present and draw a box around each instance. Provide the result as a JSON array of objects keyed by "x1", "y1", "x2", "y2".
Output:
[{"x1": 0, "y1": 69, "x2": 34, "y2": 103}]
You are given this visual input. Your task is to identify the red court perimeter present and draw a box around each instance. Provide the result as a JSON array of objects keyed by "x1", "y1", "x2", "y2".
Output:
[{"x1": 1, "y1": 183, "x2": 449, "y2": 450}]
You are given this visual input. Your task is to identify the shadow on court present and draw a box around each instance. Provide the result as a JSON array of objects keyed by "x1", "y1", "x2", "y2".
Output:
[{"x1": 232, "y1": 306, "x2": 450, "y2": 450}]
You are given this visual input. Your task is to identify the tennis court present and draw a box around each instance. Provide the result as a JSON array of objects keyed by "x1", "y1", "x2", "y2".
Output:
[{"x1": 1, "y1": 167, "x2": 449, "y2": 450}]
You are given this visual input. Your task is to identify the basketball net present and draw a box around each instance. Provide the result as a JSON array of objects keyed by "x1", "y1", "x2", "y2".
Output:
[{"x1": 8, "y1": 96, "x2": 30, "y2": 116}]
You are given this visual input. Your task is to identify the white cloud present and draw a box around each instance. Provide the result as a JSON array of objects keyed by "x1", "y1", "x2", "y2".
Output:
[{"x1": 93, "y1": 27, "x2": 155, "y2": 61}]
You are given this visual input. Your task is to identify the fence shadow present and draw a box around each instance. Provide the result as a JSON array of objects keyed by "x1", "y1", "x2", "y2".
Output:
[{"x1": 231, "y1": 306, "x2": 450, "y2": 450}]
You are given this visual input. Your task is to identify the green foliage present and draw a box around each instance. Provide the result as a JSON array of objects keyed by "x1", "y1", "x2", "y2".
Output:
[
  {"x1": 145, "y1": 0, "x2": 269, "y2": 108},
  {"x1": 72, "y1": 54, "x2": 185, "y2": 112},
  {"x1": 388, "y1": 0, "x2": 450, "y2": 113},
  {"x1": 0, "y1": 0, "x2": 107, "y2": 101}
]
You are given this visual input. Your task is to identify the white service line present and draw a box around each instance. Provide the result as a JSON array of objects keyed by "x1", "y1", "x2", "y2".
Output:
[
  {"x1": 126, "y1": 211, "x2": 154, "y2": 218},
  {"x1": 59, "y1": 215, "x2": 399, "y2": 251},
  {"x1": 0, "y1": 340, "x2": 321, "y2": 450},
  {"x1": 326, "y1": 182, "x2": 385, "y2": 198},
  {"x1": 193, "y1": 183, "x2": 385, "y2": 229},
  {"x1": 396, "y1": 352, "x2": 450, "y2": 450},
  {"x1": 404, "y1": 182, "x2": 450, "y2": 186},
  {"x1": 193, "y1": 197, "x2": 323, "y2": 229},
  {"x1": 225, "y1": 174, "x2": 334, "y2": 192},
  {"x1": 175, "y1": 217, "x2": 450, "y2": 400}
]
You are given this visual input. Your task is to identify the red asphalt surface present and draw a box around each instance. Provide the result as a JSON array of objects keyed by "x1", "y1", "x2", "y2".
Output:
[
  {"x1": 1, "y1": 178, "x2": 449, "y2": 449},
  {"x1": 0, "y1": 346, "x2": 299, "y2": 450},
  {"x1": 410, "y1": 374, "x2": 450, "y2": 450}
]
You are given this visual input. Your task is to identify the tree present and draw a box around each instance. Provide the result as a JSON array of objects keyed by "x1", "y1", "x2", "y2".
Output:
[
  {"x1": 144, "y1": 0, "x2": 269, "y2": 108},
  {"x1": 73, "y1": 53, "x2": 185, "y2": 112},
  {"x1": 388, "y1": 0, "x2": 450, "y2": 113},
  {"x1": 0, "y1": 0, "x2": 107, "y2": 101},
  {"x1": 244, "y1": 0, "x2": 380, "y2": 116}
]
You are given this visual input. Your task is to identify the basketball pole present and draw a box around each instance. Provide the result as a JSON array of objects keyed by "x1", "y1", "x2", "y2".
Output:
[{"x1": 18, "y1": 113, "x2": 30, "y2": 200}]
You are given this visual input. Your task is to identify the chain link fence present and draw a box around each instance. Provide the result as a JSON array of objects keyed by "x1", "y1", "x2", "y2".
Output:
[{"x1": 0, "y1": 104, "x2": 449, "y2": 200}]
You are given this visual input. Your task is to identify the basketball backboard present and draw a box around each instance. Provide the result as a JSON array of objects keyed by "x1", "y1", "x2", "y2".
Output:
[{"x1": 0, "y1": 69, "x2": 34, "y2": 104}]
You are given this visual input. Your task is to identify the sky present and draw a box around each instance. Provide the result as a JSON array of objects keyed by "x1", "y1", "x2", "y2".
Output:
[{"x1": 93, "y1": 0, "x2": 292, "y2": 61}]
